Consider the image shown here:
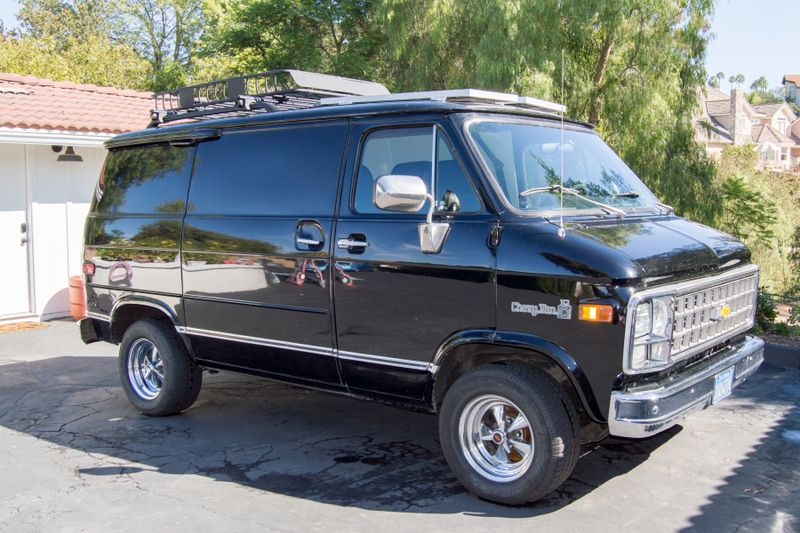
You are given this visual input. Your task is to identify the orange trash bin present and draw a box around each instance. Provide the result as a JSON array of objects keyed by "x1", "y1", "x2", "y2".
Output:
[{"x1": 68, "y1": 275, "x2": 86, "y2": 320}]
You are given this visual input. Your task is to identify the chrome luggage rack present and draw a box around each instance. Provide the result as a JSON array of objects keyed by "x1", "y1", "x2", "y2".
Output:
[
  {"x1": 148, "y1": 69, "x2": 390, "y2": 127},
  {"x1": 148, "y1": 70, "x2": 566, "y2": 127}
]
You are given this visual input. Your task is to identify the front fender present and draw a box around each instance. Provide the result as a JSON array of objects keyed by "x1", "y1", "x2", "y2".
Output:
[{"x1": 432, "y1": 329, "x2": 605, "y2": 422}]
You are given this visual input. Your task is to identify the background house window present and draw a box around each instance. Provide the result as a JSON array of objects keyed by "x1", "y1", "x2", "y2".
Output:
[{"x1": 777, "y1": 118, "x2": 787, "y2": 134}]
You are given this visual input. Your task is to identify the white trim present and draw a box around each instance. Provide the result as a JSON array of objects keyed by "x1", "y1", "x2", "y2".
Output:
[
  {"x1": 172, "y1": 325, "x2": 437, "y2": 373},
  {"x1": 337, "y1": 350, "x2": 435, "y2": 372},
  {"x1": 320, "y1": 89, "x2": 567, "y2": 114},
  {"x1": 0, "y1": 127, "x2": 114, "y2": 147}
]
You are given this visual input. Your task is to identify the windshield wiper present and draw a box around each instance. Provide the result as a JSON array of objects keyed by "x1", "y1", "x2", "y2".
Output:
[
  {"x1": 520, "y1": 184, "x2": 626, "y2": 218},
  {"x1": 613, "y1": 191, "x2": 639, "y2": 198}
]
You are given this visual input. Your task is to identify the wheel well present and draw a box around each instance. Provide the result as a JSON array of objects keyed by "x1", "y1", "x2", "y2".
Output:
[
  {"x1": 432, "y1": 344, "x2": 594, "y2": 432},
  {"x1": 111, "y1": 304, "x2": 174, "y2": 344}
]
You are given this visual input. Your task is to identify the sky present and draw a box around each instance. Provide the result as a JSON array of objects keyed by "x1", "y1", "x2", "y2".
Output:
[
  {"x1": 0, "y1": 0, "x2": 797, "y2": 91},
  {"x1": 706, "y1": 0, "x2": 798, "y2": 91}
]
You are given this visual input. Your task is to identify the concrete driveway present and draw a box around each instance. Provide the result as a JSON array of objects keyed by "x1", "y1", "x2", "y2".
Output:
[{"x1": 0, "y1": 321, "x2": 798, "y2": 532}]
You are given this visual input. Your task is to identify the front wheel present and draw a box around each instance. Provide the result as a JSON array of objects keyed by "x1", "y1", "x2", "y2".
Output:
[
  {"x1": 118, "y1": 319, "x2": 202, "y2": 416},
  {"x1": 439, "y1": 363, "x2": 580, "y2": 505}
]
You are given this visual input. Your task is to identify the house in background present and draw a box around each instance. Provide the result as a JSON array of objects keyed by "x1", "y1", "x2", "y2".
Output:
[
  {"x1": 0, "y1": 73, "x2": 151, "y2": 322},
  {"x1": 784, "y1": 74, "x2": 800, "y2": 106},
  {"x1": 695, "y1": 85, "x2": 798, "y2": 170}
]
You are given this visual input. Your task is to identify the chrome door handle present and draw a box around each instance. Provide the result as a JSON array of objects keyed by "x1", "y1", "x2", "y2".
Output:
[
  {"x1": 296, "y1": 238, "x2": 321, "y2": 246},
  {"x1": 337, "y1": 239, "x2": 368, "y2": 249}
]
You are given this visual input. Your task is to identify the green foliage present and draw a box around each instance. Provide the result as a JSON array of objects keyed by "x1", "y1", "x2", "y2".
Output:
[
  {"x1": 788, "y1": 304, "x2": 800, "y2": 328},
  {"x1": 747, "y1": 88, "x2": 784, "y2": 105},
  {"x1": 208, "y1": 0, "x2": 387, "y2": 82},
  {"x1": 720, "y1": 175, "x2": 777, "y2": 243},
  {"x1": 756, "y1": 292, "x2": 778, "y2": 331},
  {"x1": 377, "y1": 0, "x2": 720, "y2": 225},
  {"x1": 750, "y1": 76, "x2": 768, "y2": 92},
  {"x1": 118, "y1": 0, "x2": 206, "y2": 91},
  {"x1": 0, "y1": 0, "x2": 148, "y2": 89}
]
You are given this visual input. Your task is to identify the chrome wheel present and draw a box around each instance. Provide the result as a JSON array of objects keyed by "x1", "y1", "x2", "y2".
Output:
[
  {"x1": 127, "y1": 338, "x2": 164, "y2": 400},
  {"x1": 458, "y1": 394, "x2": 535, "y2": 482}
]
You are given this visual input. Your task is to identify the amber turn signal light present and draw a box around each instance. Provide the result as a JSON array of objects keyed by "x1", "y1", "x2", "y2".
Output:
[{"x1": 578, "y1": 304, "x2": 614, "y2": 323}]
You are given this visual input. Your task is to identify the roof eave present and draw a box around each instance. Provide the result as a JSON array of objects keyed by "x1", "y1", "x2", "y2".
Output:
[{"x1": 0, "y1": 127, "x2": 113, "y2": 147}]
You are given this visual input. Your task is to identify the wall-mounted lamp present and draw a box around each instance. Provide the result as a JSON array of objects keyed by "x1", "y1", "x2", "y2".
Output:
[{"x1": 56, "y1": 146, "x2": 83, "y2": 162}]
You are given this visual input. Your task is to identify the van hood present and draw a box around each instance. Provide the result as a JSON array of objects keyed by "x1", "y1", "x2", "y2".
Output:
[{"x1": 570, "y1": 216, "x2": 750, "y2": 283}]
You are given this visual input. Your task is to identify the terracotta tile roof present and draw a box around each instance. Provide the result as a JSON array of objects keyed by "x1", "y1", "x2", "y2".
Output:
[
  {"x1": 0, "y1": 73, "x2": 153, "y2": 134},
  {"x1": 783, "y1": 74, "x2": 800, "y2": 85}
]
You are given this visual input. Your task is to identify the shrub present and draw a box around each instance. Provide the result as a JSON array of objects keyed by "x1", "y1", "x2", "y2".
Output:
[
  {"x1": 755, "y1": 292, "x2": 777, "y2": 332},
  {"x1": 788, "y1": 304, "x2": 800, "y2": 328}
]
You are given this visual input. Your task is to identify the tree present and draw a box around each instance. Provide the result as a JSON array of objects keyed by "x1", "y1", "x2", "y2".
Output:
[
  {"x1": 750, "y1": 75, "x2": 768, "y2": 92},
  {"x1": 378, "y1": 0, "x2": 721, "y2": 224},
  {"x1": 0, "y1": 0, "x2": 148, "y2": 89},
  {"x1": 728, "y1": 73, "x2": 744, "y2": 89},
  {"x1": 119, "y1": 0, "x2": 206, "y2": 90},
  {"x1": 208, "y1": 0, "x2": 387, "y2": 83}
]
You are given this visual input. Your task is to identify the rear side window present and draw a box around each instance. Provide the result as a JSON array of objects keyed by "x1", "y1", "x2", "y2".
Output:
[
  {"x1": 188, "y1": 123, "x2": 347, "y2": 217},
  {"x1": 96, "y1": 144, "x2": 193, "y2": 214},
  {"x1": 354, "y1": 126, "x2": 481, "y2": 214}
]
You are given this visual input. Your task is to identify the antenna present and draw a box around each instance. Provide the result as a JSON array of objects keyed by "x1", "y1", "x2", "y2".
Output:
[{"x1": 557, "y1": 49, "x2": 566, "y2": 239}]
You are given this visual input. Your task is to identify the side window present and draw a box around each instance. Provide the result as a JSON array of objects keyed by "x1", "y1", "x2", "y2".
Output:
[
  {"x1": 189, "y1": 123, "x2": 347, "y2": 216},
  {"x1": 95, "y1": 144, "x2": 193, "y2": 214},
  {"x1": 355, "y1": 127, "x2": 433, "y2": 214},
  {"x1": 435, "y1": 135, "x2": 482, "y2": 213},
  {"x1": 354, "y1": 126, "x2": 481, "y2": 214}
]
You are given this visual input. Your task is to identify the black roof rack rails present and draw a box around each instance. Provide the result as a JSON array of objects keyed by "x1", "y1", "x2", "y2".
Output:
[{"x1": 148, "y1": 69, "x2": 389, "y2": 127}]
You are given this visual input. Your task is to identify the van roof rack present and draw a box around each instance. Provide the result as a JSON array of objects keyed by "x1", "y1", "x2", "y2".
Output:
[
  {"x1": 149, "y1": 69, "x2": 390, "y2": 127},
  {"x1": 318, "y1": 89, "x2": 566, "y2": 114}
]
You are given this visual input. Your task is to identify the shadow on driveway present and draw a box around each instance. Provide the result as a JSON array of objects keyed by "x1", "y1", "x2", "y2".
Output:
[
  {"x1": 2, "y1": 355, "x2": 679, "y2": 515},
  {"x1": 680, "y1": 365, "x2": 800, "y2": 532}
]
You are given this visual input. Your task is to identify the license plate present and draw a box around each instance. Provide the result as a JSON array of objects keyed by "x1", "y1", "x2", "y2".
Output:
[{"x1": 712, "y1": 367, "x2": 735, "y2": 404}]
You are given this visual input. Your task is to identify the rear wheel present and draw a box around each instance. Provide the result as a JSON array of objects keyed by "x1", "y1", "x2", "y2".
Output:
[
  {"x1": 439, "y1": 363, "x2": 580, "y2": 504},
  {"x1": 118, "y1": 319, "x2": 202, "y2": 416}
]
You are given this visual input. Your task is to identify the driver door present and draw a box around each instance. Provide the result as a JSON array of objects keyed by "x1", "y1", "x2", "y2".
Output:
[{"x1": 333, "y1": 116, "x2": 497, "y2": 400}]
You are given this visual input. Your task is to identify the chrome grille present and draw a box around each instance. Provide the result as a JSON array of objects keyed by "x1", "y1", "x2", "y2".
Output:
[{"x1": 671, "y1": 273, "x2": 757, "y2": 357}]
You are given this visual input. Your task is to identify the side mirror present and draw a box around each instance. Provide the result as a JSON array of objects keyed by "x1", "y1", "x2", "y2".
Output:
[
  {"x1": 374, "y1": 174, "x2": 428, "y2": 212},
  {"x1": 373, "y1": 174, "x2": 450, "y2": 254}
]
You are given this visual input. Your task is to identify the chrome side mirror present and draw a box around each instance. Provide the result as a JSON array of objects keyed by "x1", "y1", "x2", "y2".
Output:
[
  {"x1": 374, "y1": 174, "x2": 428, "y2": 212},
  {"x1": 373, "y1": 174, "x2": 450, "y2": 254}
]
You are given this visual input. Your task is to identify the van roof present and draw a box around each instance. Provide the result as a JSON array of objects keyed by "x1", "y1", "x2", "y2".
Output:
[{"x1": 107, "y1": 99, "x2": 593, "y2": 149}]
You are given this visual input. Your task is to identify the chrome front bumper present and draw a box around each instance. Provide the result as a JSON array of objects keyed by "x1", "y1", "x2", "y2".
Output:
[{"x1": 608, "y1": 336, "x2": 764, "y2": 438}]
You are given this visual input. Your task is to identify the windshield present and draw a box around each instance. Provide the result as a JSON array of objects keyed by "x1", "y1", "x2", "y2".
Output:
[{"x1": 466, "y1": 120, "x2": 660, "y2": 214}]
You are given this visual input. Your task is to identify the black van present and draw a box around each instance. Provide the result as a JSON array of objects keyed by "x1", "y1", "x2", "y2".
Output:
[{"x1": 80, "y1": 70, "x2": 763, "y2": 504}]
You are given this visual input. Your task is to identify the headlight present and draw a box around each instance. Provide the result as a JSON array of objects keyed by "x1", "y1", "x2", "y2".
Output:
[{"x1": 627, "y1": 296, "x2": 674, "y2": 372}]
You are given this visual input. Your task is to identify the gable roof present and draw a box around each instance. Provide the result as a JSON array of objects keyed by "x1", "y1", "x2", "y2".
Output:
[
  {"x1": 751, "y1": 123, "x2": 794, "y2": 145},
  {"x1": 753, "y1": 102, "x2": 796, "y2": 120},
  {"x1": 784, "y1": 74, "x2": 800, "y2": 85},
  {"x1": 0, "y1": 73, "x2": 152, "y2": 134}
]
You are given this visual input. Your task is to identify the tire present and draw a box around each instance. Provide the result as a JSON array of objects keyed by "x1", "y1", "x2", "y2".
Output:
[
  {"x1": 439, "y1": 362, "x2": 580, "y2": 505},
  {"x1": 118, "y1": 319, "x2": 202, "y2": 416}
]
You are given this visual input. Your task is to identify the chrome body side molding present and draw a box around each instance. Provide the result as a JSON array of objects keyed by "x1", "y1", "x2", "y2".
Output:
[{"x1": 175, "y1": 326, "x2": 437, "y2": 372}]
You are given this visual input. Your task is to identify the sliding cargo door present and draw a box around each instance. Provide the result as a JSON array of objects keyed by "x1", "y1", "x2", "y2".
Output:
[{"x1": 182, "y1": 121, "x2": 348, "y2": 387}]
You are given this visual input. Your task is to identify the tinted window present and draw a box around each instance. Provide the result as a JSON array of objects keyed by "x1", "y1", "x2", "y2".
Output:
[
  {"x1": 189, "y1": 123, "x2": 347, "y2": 216},
  {"x1": 96, "y1": 144, "x2": 192, "y2": 214},
  {"x1": 354, "y1": 127, "x2": 480, "y2": 214}
]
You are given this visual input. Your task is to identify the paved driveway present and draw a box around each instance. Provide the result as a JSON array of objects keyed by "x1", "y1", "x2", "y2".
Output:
[{"x1": 0, "y1": 321, "x2": 798, "y2": 532}]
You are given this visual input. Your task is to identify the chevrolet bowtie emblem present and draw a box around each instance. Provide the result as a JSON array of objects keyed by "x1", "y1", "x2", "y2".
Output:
[{"x1": 710, "y1": 305, "x2": 731, "y2": 321}]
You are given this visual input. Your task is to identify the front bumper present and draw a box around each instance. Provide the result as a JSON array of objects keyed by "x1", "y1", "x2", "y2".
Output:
[{"x1": 608, "y1": 335, "x2": 764, "y2": 438}]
